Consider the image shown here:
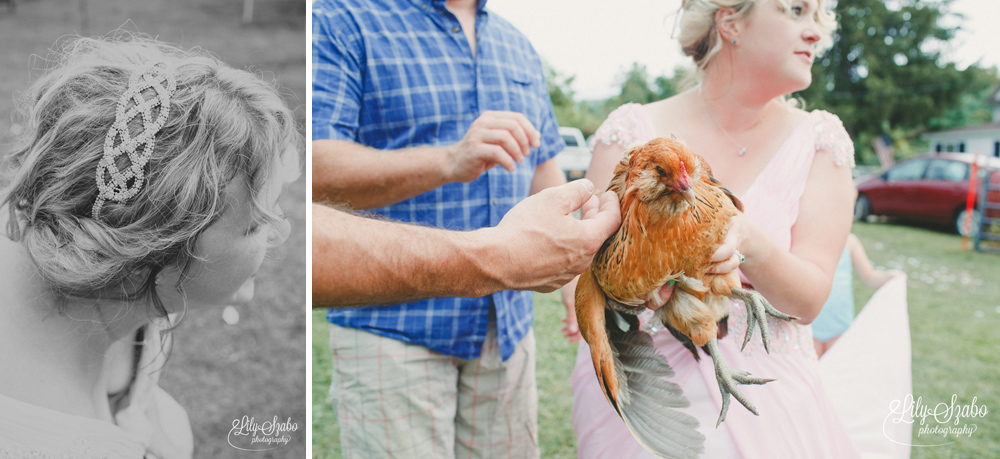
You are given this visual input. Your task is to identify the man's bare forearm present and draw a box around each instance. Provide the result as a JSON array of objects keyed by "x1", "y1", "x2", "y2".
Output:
[
  {"x1": 312, "y1": 139, "x2": 451, "y2": 209},
  {"x1": 311, "y1": 180, "x2": 623, "y2": 309},
  {"x1": 312, "y1": 204, "x2": 503, "y2": 308}
]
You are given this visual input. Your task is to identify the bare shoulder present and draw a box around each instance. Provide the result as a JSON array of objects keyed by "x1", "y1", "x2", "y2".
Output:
[
  {"x1": 642, "y1": 91, "x2": 701, "y2": 140},
  {"x1": 771, "y1": 102, "x2": 811, "y2": 131}
]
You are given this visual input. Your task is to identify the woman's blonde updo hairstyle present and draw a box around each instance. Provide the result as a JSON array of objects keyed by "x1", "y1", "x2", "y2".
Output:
[
  {"x1": 677, "y1": 0, "x2": 837, "y2": 77},
  {"x1": 2, "y1": 34, "x2": 300, "y2": 316}
]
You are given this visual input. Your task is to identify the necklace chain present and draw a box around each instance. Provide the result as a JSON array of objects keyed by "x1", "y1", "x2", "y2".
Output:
[{"x1": 699, "y1": 87, "x2": 766, "y2": 157}]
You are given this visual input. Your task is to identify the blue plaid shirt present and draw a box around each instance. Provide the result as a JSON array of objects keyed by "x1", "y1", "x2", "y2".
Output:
[{"x1": 313, "y1": 0, "x2": 564, "y2": 360}]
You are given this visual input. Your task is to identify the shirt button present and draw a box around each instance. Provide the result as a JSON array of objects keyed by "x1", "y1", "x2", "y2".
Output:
[
  {"x1": 493, "y1": 198, "x2": 498, "y2": 205},
  {"x1": 421, "y1": 4, "x2": 427, "y2": 9},
  {"x1": 452, "y1": 26, "x2": 461, "y2": 33}
]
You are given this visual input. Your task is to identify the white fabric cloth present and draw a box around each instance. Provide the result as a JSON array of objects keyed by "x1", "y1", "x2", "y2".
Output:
[{"x1": 820, "y1": 275, "x2": 913, "y2": 459}]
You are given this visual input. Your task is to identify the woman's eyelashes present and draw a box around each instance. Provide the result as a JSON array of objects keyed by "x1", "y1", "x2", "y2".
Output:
[{"x1": 791, "y1": 0, "x2": 819, "y2": 19}]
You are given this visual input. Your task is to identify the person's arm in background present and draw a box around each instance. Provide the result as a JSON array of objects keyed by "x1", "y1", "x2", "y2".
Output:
[
  {"x1": 313, "y1": 111, "x2": 541, "y2": 209},
  {"x1": 312, "y1": 179, "x2": 622, "y2": 308},
  {"x1": 529, "y1": 157, "x2": 567, "y2": 195},
  {"x1": 311, "y1": 7, "x2": 539, "y2": 209},
  {"x1": 846, "y1": 233, "x2": 905, "y2": 289}
]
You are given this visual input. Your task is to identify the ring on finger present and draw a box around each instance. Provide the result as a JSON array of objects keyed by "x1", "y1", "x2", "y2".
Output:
[{"x1": 734, "y1": 249, "x2": 745, "y2": 265}]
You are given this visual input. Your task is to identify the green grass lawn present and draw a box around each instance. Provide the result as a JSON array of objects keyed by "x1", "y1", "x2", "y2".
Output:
[
  {"x1": 1, "y1": 1, "x2": 307, "y2": 457},
  {"x1": 852, "y1": 221, "x2": 1000, "y2": 458},
  {"x1": 313, "y1": 221, "x2": 1000, "y2": 458}
]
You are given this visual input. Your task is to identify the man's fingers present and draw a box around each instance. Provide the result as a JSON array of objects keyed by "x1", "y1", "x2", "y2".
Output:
[
  {"x1": 500, "y1": 118, "x2": 532, "y2": 156},
  {"x1": 579, "y1": 190, "x2": 621, "y2": 241},
  {"x1": 483, "y1": 118, "x2": 530, "y2": 157},
  {"x1": 480, "y1": 129, "x2": 525, "y2": 163},
  {"x1": 581, "y1": 191, "x2": 620, "y2": 226},
  {"x1": 541, "y1": 178, "x2": 596, "y2": 214},
  {"x1": 478, "y1": 111, "x2": 536, "y2": 154},
  {"x1": 597, "y1": 190, "x2": 619, "y2": 213},
  {"x1": 489, "y1": 146, "x2": 518, "y2": 172},
  {"x1": 489, "y1": 111, "x2": 540, "y2": 148},
  {"x1": 525, "y1": 123, "x2": 541, "y2": 148},
  {"x1": 580, "y1": 194, "x2": 601, "y2": 220}
]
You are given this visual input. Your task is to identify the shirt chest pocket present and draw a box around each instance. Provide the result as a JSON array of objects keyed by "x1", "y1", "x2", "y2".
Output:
[{"x1": 500, "y1": 68, "x2": 541, "y2": 122}]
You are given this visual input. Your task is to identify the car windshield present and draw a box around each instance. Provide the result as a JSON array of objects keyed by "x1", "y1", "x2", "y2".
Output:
[
  {"x1": 926, "y1": 159, "x2": 968, "y2": 182},
  {"x1": 562, "y1": 134, "x2": 579, "y2": 147},
  {"x1": 885, "y1": 159, "x2": 928, "y2": 181}
]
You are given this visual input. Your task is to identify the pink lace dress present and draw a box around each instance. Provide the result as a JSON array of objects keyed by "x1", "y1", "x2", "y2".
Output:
[{"x1": 572, "y1": 103, "x2": 911, "y2": 458}]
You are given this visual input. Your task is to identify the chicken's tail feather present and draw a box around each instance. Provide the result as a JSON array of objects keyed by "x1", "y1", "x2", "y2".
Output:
[
  {"x1": 609, "y1": 309, "x2": 707, "y2": 458},
  {"x1": 577, "y1": 268, "x2": 706, "y2": 458},
  {"x1": 575, "y1": 267, "x2": 625, "y2": 414}
]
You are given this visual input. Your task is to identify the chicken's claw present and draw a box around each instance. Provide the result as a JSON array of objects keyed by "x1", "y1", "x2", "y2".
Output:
[
  {"x1": 731, "y1": 287, "x2": 798, "y2": 353},
  {"x1": 704, "y1": 338, "x2": 774, "y2": 427}
]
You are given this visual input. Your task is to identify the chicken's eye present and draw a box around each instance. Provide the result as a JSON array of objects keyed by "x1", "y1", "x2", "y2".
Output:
[{"x1": 656, "y1": 166, "x2": 668, "y2": 177}]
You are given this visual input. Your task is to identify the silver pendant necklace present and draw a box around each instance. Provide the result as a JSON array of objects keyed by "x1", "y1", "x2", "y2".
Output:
[{"x1": 700, "y1": 86, "x2": 766, "y2": 156}]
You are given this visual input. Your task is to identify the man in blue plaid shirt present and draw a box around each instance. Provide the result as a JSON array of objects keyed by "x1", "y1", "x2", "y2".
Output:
[{"x1": 313, "y1": 0, "x2": 573, "y2": 456}]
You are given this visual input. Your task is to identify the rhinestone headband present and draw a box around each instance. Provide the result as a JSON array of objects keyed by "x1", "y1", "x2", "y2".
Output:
[{"x1": 93, "y1": 61, "x2": 176, "y2": 220}]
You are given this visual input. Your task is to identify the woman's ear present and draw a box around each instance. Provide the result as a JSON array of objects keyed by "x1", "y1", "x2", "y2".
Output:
[{"x1": 715, "y1": 6, "x2": 741, "y2": 44}]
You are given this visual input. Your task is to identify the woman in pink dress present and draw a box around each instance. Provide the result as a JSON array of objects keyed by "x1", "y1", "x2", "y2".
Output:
[{"x1": 565, "y1": 0, "x2": 911, "y2": 457}]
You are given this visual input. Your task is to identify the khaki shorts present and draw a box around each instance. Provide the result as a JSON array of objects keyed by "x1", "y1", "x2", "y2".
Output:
[{"x1": 329, "y1": 322, "x2": 538, "y2": 459}]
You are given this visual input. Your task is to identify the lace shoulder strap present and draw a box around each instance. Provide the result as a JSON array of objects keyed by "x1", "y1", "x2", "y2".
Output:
[
  {"x1": 589, "y1": 103, "x2": 655, "y2": 150},
  {"x1": 813, "y1": 110, "x2": 855, "y2": 168}
]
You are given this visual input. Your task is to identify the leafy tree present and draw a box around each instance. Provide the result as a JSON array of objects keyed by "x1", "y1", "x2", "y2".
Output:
[
  {"x1": 547, "y1": 1, "x2": 996, "y2": 162},
  {"x1": 796, "y1": 0, "x2": 997, "y2": 163},
  {"x1": 605, "y1": 64, "x2": 690, "y2": 110},
  {"x1": 926, "y1": 65, "x2": 999, "y2": 132},
  {"x1": 545, "y1": 64, "x2": 610, "y2": 136},
  {"x1": 545, "y1": 65, "x2": 579, "y2": 127},
  {"x1": 546, "y1": 63, "x2": 690, "y2": 137},
  {"x1": 610, "y1": 63, "x2": 659, "y2": 107}
]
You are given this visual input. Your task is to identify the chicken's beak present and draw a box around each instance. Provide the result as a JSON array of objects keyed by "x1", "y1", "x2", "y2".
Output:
[
  {"x1": 676, "y1": 163, "x2": 695, "y2": 206},
  {"x1": 679, "y1": 185, "x2": 696, "y2": 206}
]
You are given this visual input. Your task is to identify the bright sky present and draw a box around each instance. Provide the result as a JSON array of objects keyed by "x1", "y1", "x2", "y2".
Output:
[{"x1": 489, "y1": 0, "x2": 1000, "y2": 100}]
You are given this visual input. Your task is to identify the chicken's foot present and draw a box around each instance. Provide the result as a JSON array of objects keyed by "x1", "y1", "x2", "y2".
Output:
[
  {"x1": 731, "y1": 287, "x2": 798, "y2": 353},
  {"x1": 704, "y1": 338, "x2": 773, "y2": 427}
]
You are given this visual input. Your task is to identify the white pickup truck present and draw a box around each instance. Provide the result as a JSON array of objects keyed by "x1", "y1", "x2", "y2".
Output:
[{"x1": 555, "y1": 126, "x2": 592, "y2": 181}]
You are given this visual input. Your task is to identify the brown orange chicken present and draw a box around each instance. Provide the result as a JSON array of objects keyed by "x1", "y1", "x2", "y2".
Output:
[{"x1": 575, "y1": 137, "x2": 797, "y2": 458}]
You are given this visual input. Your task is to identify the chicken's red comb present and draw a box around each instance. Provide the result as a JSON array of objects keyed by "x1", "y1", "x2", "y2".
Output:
[{"x1": 678, "y1": 161, "x2": 692, "y2": 189}]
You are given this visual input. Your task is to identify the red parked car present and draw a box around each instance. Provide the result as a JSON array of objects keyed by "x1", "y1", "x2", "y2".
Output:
[{"x1": 854, "y1": 153, "x2": 1000, "y2": 235}]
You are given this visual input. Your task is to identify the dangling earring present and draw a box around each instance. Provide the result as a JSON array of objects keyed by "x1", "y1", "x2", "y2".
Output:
[{"x1": 731, "y1": 39, "x2": 738, "y2": 45}]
